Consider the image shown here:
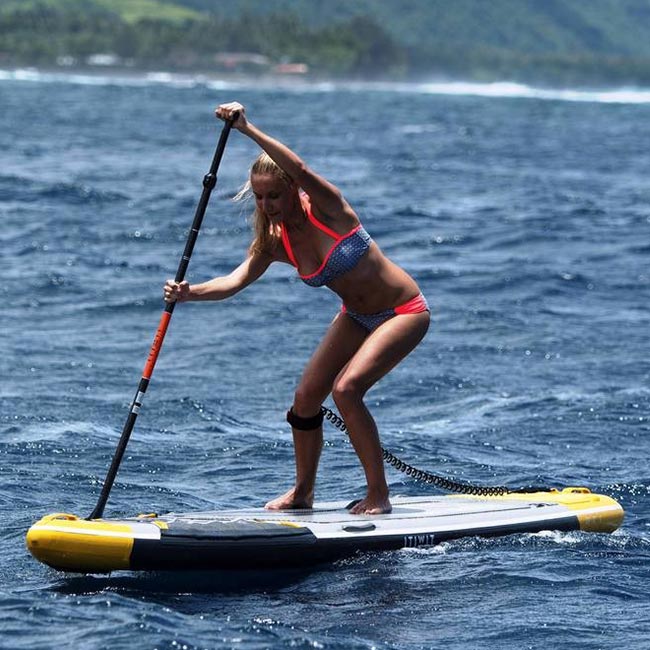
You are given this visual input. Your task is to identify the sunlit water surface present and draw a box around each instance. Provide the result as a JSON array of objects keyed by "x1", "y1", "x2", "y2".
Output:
[{"x1": 1, "y1": 71, "x2": 649, "y2": 649}]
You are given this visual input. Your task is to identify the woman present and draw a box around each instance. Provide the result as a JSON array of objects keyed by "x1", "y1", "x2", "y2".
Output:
[{"x1": 164, "y1": 101, "x2": 429, "y2": 515}]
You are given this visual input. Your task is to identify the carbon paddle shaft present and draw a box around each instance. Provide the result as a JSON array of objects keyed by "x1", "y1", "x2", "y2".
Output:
[{"x1": 89, "y1": 116, "x2": 236, "y2": 519}]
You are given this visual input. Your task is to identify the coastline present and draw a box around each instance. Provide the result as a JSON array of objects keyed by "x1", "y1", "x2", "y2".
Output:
[{"x1": 3, "y1": 66, "x2": 650, "y2": 105}]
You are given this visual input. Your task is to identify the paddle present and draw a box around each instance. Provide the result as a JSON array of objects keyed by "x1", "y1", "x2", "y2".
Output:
[{"x1": 88, "y1": 113, "x2": 238, "y2": 520}]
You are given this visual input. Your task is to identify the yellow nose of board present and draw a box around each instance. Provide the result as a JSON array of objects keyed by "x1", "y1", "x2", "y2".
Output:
[{"x1": 26, "y1": 513, "x2": 134, "y2": 572}]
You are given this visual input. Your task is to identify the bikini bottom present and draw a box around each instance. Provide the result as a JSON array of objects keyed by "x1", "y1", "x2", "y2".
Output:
[{"x1": 341, "y1": 292, "x2": 429, "y2": 332}]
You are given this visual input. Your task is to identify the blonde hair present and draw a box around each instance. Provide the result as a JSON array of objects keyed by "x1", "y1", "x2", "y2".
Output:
[{"x1": 234, "y1": 152, "x2": 295, "y2": 255}]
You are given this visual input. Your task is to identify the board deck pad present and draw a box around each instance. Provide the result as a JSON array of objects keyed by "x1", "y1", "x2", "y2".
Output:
[{"x1": 26, "y1": 489, "x2": 624, "y2": 573}]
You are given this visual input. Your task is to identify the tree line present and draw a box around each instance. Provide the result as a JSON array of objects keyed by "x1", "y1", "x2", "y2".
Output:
[
  {"x1": 0, "y1": 5, "x2": 406, "y2": 78},
  {"x1": 2, "y1": 3, "x2": 649, "y2": 85}
]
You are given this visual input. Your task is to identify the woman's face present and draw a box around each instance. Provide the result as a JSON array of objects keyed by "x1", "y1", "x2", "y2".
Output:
[{"x1": 250, "y1": 173, "x2": 296, "y2": 223}]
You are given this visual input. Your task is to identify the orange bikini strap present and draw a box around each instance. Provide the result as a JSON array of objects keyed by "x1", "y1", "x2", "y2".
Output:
[
  {"x1": 302, "y1": 195, "x2": 342, "y2": 241},
  {"x1": 280, "y1": 223, "x2": 299, "y2": 268}
]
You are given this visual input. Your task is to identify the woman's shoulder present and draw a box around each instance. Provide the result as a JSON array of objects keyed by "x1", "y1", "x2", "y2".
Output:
[
  {"x1": 301, "y1": 191, "x2": 359, "y2": 232},
  {"x1": 254, "y1": 228, "x2": 292, "y2": 265}
]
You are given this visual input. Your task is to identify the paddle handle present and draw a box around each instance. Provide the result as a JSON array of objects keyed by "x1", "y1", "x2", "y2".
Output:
[{"x1": 88, "y1": 115, "x2": 236, "y2": 520}]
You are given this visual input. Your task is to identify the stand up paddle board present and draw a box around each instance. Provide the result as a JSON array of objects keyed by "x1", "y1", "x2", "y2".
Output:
[{"x1": 26, "y1": 487, "x2": 623, "y2": 573}]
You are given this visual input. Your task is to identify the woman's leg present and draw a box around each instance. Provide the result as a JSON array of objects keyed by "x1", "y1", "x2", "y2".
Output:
[
  {"x1": 265, "y1": 312, "x2": 368, "y2": 509},
  {"x1": 332, "y1": 311, "x2": 430, "y2": 514}
]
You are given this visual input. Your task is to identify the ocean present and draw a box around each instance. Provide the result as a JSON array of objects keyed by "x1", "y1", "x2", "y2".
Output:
[{"x1": 1, "y1": 69, "x2": 649, "y2": 649}]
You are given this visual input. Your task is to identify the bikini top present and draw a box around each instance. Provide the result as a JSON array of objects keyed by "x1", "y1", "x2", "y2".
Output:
[{"x1": 280, "y1": 198, "x2": 372, "y2": 288}]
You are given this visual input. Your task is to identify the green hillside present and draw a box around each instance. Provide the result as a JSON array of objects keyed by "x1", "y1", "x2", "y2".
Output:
[
  {"x1": 175, "y1": 0, "x2": 650, "y2": 58},
  {"x1": 0, "y1": 0, "x2": 200, "y2": 23},
  {"x1": 2, "y1": 0, "x2": 650, "y2": 85}
]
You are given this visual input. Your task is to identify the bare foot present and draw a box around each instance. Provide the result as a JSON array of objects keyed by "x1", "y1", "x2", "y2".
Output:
[
  {"x1": 265, "y1": 487, "x2": 313, "y2": 510},
  {"x1": 349, "y1": 495, "x2": 392, "y2": 515}
]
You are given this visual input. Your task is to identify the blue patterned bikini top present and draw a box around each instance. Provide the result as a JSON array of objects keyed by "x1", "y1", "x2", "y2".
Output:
[{"x1": 280, "y1": 198, "x2": 372, "y2": 288}]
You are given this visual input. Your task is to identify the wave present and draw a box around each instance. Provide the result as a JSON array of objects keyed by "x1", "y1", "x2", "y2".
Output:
[
  {"x1": 0, "y1": 67, "x2": 241, "y2": 90},
  {"x1": 413, "y1": 80, "x2": 650, "y2": 104},
  {"x1": 0, "y1": 173, "x2": 129, "y2": 206},
  {"x1": 3, "y1": 68, "x2": 650, "y2": 104}
]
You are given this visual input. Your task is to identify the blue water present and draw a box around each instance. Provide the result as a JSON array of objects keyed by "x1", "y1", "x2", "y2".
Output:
[{"x1": 2, "y1": 70, "x2": 650, "y2": 649}]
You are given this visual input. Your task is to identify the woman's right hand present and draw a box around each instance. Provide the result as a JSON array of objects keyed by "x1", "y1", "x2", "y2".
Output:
[
  {"x1": 163, "y1": 279, "x2": 190, "y2": 303},
  {"x1": 216, "y1": 101, "x2": 247, "y2": 131}
]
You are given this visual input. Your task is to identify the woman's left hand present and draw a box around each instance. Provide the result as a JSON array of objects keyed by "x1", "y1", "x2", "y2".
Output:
[{"x1": 216, "y1": 102, "x2": 247, "y2": 130}]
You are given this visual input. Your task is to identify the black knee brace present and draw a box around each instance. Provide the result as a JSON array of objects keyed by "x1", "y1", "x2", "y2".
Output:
[{"x1": 287, "y1": 406, "x2": 324, "y2": 431}]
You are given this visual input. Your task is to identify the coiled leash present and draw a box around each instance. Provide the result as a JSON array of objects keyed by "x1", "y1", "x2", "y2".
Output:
[{"x1": 320, "y1": 406, "x2": 518, "y2": 497}]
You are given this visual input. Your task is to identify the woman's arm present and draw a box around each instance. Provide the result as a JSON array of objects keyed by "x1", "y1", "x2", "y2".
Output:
[
  {"x1": 164, "y1": 251, "x2": 273, "y2": 303},
  {"x1": 216, "y1": 102, "x2": 357, "y2": 222}
]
